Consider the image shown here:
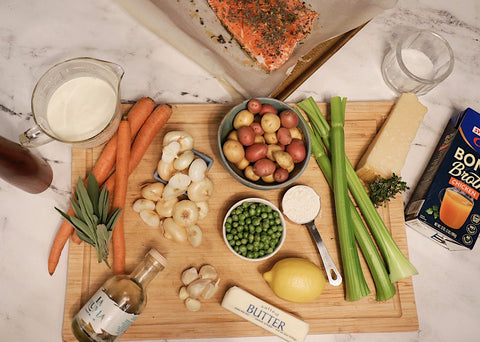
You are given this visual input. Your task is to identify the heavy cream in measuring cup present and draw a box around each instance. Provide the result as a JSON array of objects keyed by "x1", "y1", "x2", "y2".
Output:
[{"x1": 46, "y1": 76, "x2": 117, "y2": 141}]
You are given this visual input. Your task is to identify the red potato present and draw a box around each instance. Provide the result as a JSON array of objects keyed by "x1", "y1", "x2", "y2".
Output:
[
  {"x1": 286, "y1": 138, "x2": 306, "y2": 163},
  {"x1": 274, "y1": 167, "x2": 289, "y2": 183},
  {"x1": 253, "y1": 158, "x2": 276, "y2": 177},
  {"x1": 276, "y1": 127, "x2": 292, "y2": 146},
  {"x1": 237, "y1": 126, "x2": 255, "y2": 146},
  {"x1": 247, "y1": 99, "x2": 262, "y2": 114},
  {"x1": 245, "y1": 143, "x2": 268, "y2": 162},
  {"x1": 259, "y1": 104, "x2": 278, "y2": 115},
  {"x1": 279, "y1": 110, "x2": 299, "y2": 129},
  {"x1": 250, "y1": 122, "x2": 264, "y2": 135}
]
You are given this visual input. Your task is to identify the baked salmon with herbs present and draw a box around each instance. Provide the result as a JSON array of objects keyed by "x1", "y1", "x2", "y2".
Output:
[{"x1": 207, "y1": 0, "x2": 318, "y2": 71}]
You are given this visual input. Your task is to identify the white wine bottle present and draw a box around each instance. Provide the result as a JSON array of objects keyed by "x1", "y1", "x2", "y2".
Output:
[{"x1": 71, "y1": 249, "x2": 168, "y2": 341}]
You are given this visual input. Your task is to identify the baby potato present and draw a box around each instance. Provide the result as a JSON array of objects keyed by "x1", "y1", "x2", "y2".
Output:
[
  {"x1": 223, "y1": 140, "x2": 245, "y2": 163},
  {"x1": 253, "y1": 158, "x2": 276, "y2": 177},
  {"x1": 227, "y1": 130, "x2": 239, "y2": 141},
  {"x1": 261, "y1": 113, "x2": 281, "y2": 133},
  {"x1": 250, "y1": 122, "x2": 264, "y2": 135},
  {"x1": 235, "y1": 157, "x2": 250, "y2": 170},
  {"x1": 247, "y1": 99, "x2": 262, "y2": 114},
  {"x1": 244, "y1": 165, "x2": 260, "y2": 181},
  {"x1": 261, "y1": 173, "x2": 276, "y2": 183},
  {"x1": 274, "y1": 167, "x2": 290, "y2": 183},
  {"x1": 276, "y1": 127, "x2": 292, "y2": 146},
  {"x1": 279, "y1": 109, "x2": 299, "y2": 129},
  {"x1": 266, "y1": 144, "x2": 284, "y2": 160},
  {"x1": 286, "y1": 138, "x2": 307, "y2": 163},
  {"x1": 264, "y1": 132, "x2": 278, "y2": 144},
  {"x1": 237, "y1": 126, "x2": 255, "y2": 146},
  {"x1": 245, "y1": 143, "x2": 268, "y2": 162},
  {"x1": 254, "y1": 135, "x2": 266, "y2": 144},
  {"x1": 233, "y1": 110, "x2": 254, "y2": 129},
  {"x1": 273, "y1": 151, "x2": 294, "y2": 172},
  {"x1": 289, "y1": 127, "x2": 304, "y2": 140},
  {"x1": 259, "y1": 104, "x2": 278, "y2": 115}
]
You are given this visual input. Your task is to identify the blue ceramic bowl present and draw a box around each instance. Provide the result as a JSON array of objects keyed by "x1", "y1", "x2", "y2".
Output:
[{"x1": 217, "y1": 97, "x2": 311, "y2": 190}]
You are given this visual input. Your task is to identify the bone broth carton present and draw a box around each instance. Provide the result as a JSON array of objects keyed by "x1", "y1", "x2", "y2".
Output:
[{"x1": 405, "y1": 108, "x2": 480, "y2": 250}]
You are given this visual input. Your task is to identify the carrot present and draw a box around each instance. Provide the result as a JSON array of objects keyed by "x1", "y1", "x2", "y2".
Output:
[
  {"x1": 91, "y1": 97, "x2": 155, "y2": 184},
  {"x1": 48, "y1": 98, "x2": 155, "y2": 271},
  {"x1": 103, "y1": 104, "x2": 173, "y2": 192},
  {"x1": 112, "y1": 116, "x2": 131, "y2": 275},
  {"x1": 48, "y1": 206, "x2": 75, "y2": 275}
]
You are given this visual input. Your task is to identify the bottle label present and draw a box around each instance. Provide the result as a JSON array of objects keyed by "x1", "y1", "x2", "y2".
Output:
[{"x1": 76, "y1": 287, "x2": 138, "y2": 336}]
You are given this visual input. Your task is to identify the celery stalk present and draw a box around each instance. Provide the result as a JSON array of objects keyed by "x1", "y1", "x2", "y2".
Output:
[
  {"x1": 307, "y1": 124, "x2": 396, "y2": 301},
  {"x1": 298, "y1": 96, "x2": 418, "y2": 283},
  {"x1": 330, "y1": 96, "x2": 370, "y2": 301}
]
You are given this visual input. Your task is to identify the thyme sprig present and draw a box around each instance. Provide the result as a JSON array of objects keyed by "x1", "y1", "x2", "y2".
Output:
[
  {"x1": 368, "y1": 173, "x2": 409, "y2": 207},
  {"x1": 55, "y1": 173, "x2": 122, "y2": 267}
]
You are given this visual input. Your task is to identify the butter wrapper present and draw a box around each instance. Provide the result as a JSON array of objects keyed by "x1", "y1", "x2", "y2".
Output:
[{"x1": 221, "y1": 286, "x2": 309, "y2": 342}]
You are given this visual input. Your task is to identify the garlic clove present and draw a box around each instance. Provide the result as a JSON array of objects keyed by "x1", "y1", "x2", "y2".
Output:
[
  {"x1": 201, "y1": 278, "x2": 220, "y2": 300},
  {"x1": 184, "y1": 298, "x2": 201, "y2": 312},
  {"x1": 198, "y1": 264, "x2": 217, "y2": 280},
  {"x1": 178, "y1": 286, "x2": 189, "y2": 301},
  {"x1": 181, "y1": 266, "x2": 199, "y2": 286},
  {"x1": 186, "y1": 278, "x2": 211, "y2": 299}
]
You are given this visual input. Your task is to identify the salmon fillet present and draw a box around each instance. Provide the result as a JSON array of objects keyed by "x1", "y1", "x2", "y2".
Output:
[{"x1": 207, "y1": 0, "x2": 317, "y2": 71}]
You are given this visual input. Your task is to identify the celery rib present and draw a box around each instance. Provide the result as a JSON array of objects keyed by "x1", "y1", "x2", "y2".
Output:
[
  {"x1": 330, "y1": 96, "x2": 370, "y2": 301},
  {"x1": 298, "y1": 97, "x2": 418, "y2": 284}
]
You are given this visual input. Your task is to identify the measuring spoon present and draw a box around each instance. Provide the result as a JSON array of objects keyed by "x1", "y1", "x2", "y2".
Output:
[{"x1": 282, "y1": 185, "x2": 342, "y2": 286}]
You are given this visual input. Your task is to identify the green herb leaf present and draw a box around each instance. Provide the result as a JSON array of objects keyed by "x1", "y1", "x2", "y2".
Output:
[
  {"x1": 368, "y1": 173, "x2": 409, "y2": 207},
  {"x1": 55, "y1": 172, "x2": 121, "y2": 268},
  {"x1": 87, "y1": 174, "x2": 100, "y2": 217},
  {"x1": 106, "y1": 208, "x2": 122, "y2": 231}
]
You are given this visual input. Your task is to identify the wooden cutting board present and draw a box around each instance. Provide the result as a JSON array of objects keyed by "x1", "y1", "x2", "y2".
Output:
[{"x1": 62, "y1": 101, "x2": 418, "y2": 341}]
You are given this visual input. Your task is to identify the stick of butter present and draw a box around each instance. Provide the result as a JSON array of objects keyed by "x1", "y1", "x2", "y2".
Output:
[
  {"x1": 355, "y1": 92, "x2": 428, "y2": 184},
  {"x1": 221, "y1": 286, "x2": 309, "y2": 342}
]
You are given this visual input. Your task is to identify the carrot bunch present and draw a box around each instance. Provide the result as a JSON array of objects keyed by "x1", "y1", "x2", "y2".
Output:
[{"x1": 48, "y1": 98, "x2": 172, "y2": 275}]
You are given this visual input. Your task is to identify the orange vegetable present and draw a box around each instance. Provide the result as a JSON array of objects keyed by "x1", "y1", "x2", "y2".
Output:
[
  {"x1": 111, "y1": 116, "x2": 131, "y2": 275},
  {"x1": 104, "y1": 104, "x2": 173, "y2": 192},
  {"x1": 48, "y1": 98, "x2": 155, "y2": 275},
  {"x1": 48, "y1": 206, "x2": 75, "y2": 275},
  {"x1": 91, "y1": 97, "x2": 155, "y2": 185}
]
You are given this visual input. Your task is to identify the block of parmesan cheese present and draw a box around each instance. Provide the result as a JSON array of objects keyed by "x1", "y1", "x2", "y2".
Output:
[
  {"x1": 221, "y1": 286, "x2": 309, "y2": 342},
  {"x1": 356, "y1": 93, "x2": 428, "y2": 184}
]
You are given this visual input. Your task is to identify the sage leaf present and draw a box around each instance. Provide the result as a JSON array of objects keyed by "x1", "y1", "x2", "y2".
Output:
[
  {"x1": 87, "y1": 174, "x2": 100, "y2": 217},
  {"x1": 106, "y1": 208, "x2": 122, "y2": 232}
]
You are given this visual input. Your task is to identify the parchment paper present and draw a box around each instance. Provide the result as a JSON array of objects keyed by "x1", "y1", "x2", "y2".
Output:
[{"x1": 116, "y1": 0, "x2": 397, "y2": 98}]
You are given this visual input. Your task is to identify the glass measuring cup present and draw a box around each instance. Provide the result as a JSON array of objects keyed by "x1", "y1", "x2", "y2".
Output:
[
  {"x1": 282, "y1": 185, "x2": 342, "y2": 286},
  {"x1": 19, "y1": 57, "x2": 124, "y2": 148}
]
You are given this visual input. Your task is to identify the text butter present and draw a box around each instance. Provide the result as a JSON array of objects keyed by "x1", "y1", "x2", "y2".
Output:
[
  {"x1": 221, "y1": 286, "x2": 309, "y2": 342},
  {"x1": 405, "y1": 108, "x2": 480, "y2": 250}
]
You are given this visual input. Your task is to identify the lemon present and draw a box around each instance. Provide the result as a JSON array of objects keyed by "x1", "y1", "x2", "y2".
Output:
[{"x1": 263, "y1": 257, "x2": 326, "y2": 303}]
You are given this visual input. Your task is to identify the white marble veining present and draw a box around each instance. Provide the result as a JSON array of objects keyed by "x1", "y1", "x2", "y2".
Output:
[{"x1": 0, "y1": 0, "x2": 479, "y2": 341}]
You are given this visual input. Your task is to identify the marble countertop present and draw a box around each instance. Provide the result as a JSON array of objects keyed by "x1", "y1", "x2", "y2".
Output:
[{"x1": 1, "y1": 0, "x2": 479, "y2": 341}]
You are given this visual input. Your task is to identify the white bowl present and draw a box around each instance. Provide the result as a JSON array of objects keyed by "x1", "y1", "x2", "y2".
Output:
[{"x1": 222, "y1": 198, "x2": 286, "y2": 262}]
